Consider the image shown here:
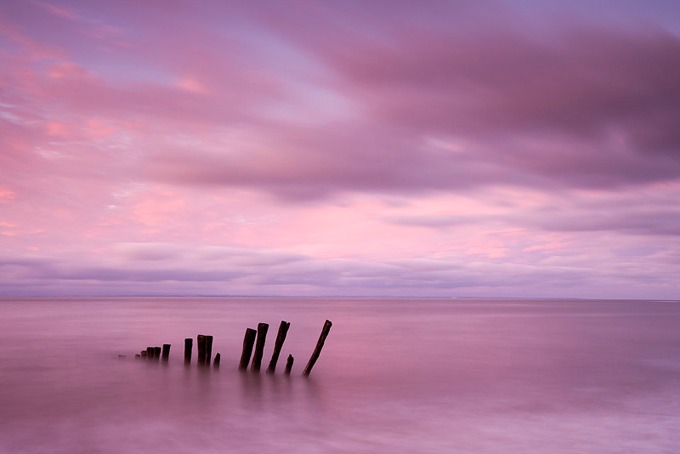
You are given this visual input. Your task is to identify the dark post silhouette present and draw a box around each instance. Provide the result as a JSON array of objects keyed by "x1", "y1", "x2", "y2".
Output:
[
  {"x1": 213, "y1": 353, "x2": 221, "y2": 368},
  {"x1": 284, "y1": 354, "x2": 294, "y2": 376},
  {"x1": 206, "y1": 336, "x2": 213, "y2": 365},
  {"x1": 239, "y1": 328, "x2": 257, "y2": 370},
  {"x1": 161, "y1": 344, "x2": 170, "y2": 361},
  {"x1": 251, "y1": 322, "x2": 269, "y2": 372},
  {"x1": 146, "y1": 347, "x2": 153, "y2": 359},
  {"x1": 184, "y1": 338, "x2": 192, "y2": 364},
  {"x1": 153, "y1": 346, "x2": 161, "y2": 361},
  {"x1": 197, "y1": 335, "x2": 207, "y2": 366},
  {"x1": 302, "y1": 320, "x2": 332, "y2": 377},
  {"x1": 267, "y1": 320, "x2": 291, "y2": 374}
]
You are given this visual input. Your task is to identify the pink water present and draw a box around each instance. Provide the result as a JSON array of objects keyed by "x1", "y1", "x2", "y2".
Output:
[{"x1": 0, "y1": 297, "x2": 679, "y2": 453}]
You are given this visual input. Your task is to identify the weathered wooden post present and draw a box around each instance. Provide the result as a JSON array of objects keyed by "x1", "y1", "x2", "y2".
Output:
[
  {"x1": 146, "y1": 347, "x2": 153, "y2": 360},
  {"x1": 284, "y1": 354, "x2": 294, "y2": 376},
  {"x1": 154, "y1": 346, "x2": 161, "y2": 361},
  {"x1": 239, "y1": 328, "x2": 257, "y2": 370},
  {"x1": 213, "y1": 353, "x2": 220, "y2": 368},
  {"x1": 267, "y1": 320, "x2": 290, "y2": 374},
  {"x1": 161, "y1": 344, "x2": 170, "y2": 362},
  {"x1": 206, "y1": 336, "x2": 213, "y2": 365},
  {"x1": 251, "y1": 322, "x2": 269, "y2": 372},
  {"x1": 184, "y1": 338, "x2": 192, "y2": 364},
  {"x1": 302, "y1": 320, "x2": 332, "y2": 377},
  {"x1": 197, "y1": 335, "x2": 207, "y2": 366}
]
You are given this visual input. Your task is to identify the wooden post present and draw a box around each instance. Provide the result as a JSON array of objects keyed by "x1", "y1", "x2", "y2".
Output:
[
  {"x1": 251, "y1": 322, "x2": 269, "y2": 372},
  {"x1": 213, "y1": 353, "x2": 220, "y2": 368},
  {"x1": 146, "y1": 347, "x2": 153, "y2": 360},
  {"x1": 197, "y1": 335, "x2": 207, "y2": 366},
  {"x1": 161, "y1": 344, "x2": 170, "y2": 361},
  {"x1": 239, "y1": 328, "x2": 257, "y2": 370},
  {"x1": 302, "y1": 320, "x2": 332, "y2": 377},
  {"x1": 206, "y1": 336, "x2": 213, "y2": 365},
  {"x1": 184, "y1": 338, "x2": 192, "y2": 364},
  {"x1": 154, "y1": 346, "x2": 161, "y2": 361},
  {"x1": 267, "y1": 320, "x2": 290, "y2": 374},
  {"x1": 284, "y1": 354, "x2": 294, "y2": 376}
]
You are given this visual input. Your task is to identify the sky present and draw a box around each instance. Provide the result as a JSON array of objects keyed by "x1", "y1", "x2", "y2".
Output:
[{"x1": 1, "y1": 0, "x2": 679, "y2": 299}]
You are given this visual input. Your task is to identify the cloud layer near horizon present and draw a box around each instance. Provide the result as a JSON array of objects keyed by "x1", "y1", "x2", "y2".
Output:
[{"x1": 1, "y1": 0, "x2": 679, "y2": 298}]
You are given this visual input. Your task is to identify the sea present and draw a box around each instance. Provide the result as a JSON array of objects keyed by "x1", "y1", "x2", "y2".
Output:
[{"x1": 0, "y1": 297, "x2": 678, "y2": 453}]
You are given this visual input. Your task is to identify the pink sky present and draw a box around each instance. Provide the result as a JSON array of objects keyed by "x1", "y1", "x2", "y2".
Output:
[{"x1": 1, "y1": 0, "x2": 679, "y2": 298}]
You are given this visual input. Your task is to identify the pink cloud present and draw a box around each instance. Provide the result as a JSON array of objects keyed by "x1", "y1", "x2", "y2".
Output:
[{"x1": 0, "y1": 188, "x2": 17, "y2": 202}]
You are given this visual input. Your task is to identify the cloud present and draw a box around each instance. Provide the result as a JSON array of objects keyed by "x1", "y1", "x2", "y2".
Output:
[
  {"x1": 382, "y1": 183, "x2": 680, "y2": 238},
  {"x1": 531, "y1": 206, "x2": 680, "y2": 236},
  {"x1": 383, "y1": 214, "x2": 481, "y2": 229},
  {"x1": 138, "y1": 23, "x2": 680, "y2": 201},
  {"x1": 1, "y1": 238, "x2": 673, "y2": 299},
  {"x1": 340, "y1": 29, "x2": 680, "y2": 171},
  {"x1": 6, "y1": 2, "x2": 679, "y2": 203}
]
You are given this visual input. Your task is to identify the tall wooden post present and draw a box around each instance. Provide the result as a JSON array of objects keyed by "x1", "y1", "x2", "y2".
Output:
[
  {"x1": 184, "y1": 338, "x2": 192, "y2": 364},
  {"x1": 213, "y1": 353, "x2": 221, "y2": 368},
  {"x1": 206, "y1": 336, "x2": 213, "y2": 365},
  {"x1": 267, "y1": 320, "x2": 290, "y2": 374},
  {"x1": 239, "y1": 328, "x2": 257, "y2": 370},
  {"x1": 302, "y1": 320, "x2": 332, "y2": 377},
  {"x1": 197, "y1": 335, "x2": 207, "y2": 366},
  {"x1": 251, "y1": 322, "x2": 269, "y2": 372}
]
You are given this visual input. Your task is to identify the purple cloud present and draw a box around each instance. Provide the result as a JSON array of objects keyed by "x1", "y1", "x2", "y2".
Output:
[{"x1": 138, "y1": 23, "x2": 680, "y2": 200}]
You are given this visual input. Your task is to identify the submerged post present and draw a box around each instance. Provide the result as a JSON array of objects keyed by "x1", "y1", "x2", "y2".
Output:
[
  {"x1": 267, "y1": 320, "x2": 291, "y2": 374},
  {"x1": 239, "y1": 328, "x2": 257, "y2": 370},
  {"x1": 302, "y1": 320, "x2": 332, "y2": 377},
  {"x1": 284, "y1": 354, "x2": 294, "y2": 376},
  {"x1": 154, "y1": 346, "x2": 161, "y2": 361},
  {"x1": 197, "y1": 335, "x2": 207, "y2": 366},
  {"x1": 251, "y1": 322, "x2": 269, "y2": 372},
  {"x1": 161, "y1": 344, "x2": 171, "y2": 362},
  {"x1": 213, "y1": 353, "x2": 221, "y2": 368},
  {"x1": 184, "y1": 338, "x2": 192, "y2": 364}
]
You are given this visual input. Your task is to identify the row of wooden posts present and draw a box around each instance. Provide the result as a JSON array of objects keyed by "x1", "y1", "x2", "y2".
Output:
[{"x1": 136, "y1": 320, "x2": 332, "y2": 377}]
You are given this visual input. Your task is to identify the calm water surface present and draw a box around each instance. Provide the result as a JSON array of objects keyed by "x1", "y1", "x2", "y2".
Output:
[{"x1": 0, "y1": 297, "x2": 678, "y2": 453}]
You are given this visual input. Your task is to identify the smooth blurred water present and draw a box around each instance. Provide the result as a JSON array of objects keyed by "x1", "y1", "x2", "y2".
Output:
[{"x1": 0, "y1": 297, "x2": 679, "y2": 453}]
